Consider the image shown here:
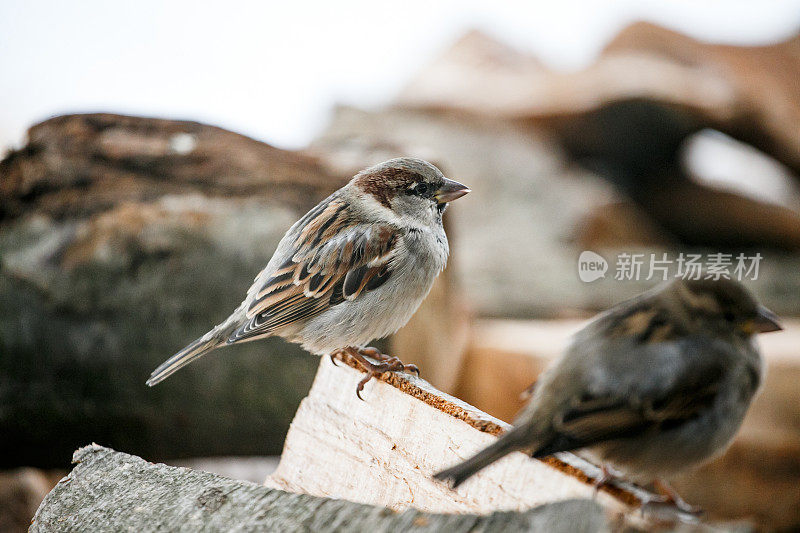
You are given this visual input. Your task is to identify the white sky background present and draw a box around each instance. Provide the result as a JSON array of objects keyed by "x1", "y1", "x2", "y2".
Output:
[{"x1": 1, "y1": 1, "x2": 799, "y2": 152}]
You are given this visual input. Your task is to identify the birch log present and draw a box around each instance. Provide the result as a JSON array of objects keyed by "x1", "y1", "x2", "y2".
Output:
[
  {"x1": 266, "y1": 354, "x2": 695, "y2": 529},
  {"x1": 30, "y1": 444, "x2": 611, "y2": 532}
]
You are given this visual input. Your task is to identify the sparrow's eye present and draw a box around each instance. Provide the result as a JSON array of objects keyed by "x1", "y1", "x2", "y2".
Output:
[
  {"x1": 408, "y1": 182, "x2": 429, "y2": 197},
  {"x1": 723, "y1": 311, "x2": 736, "y2": 322}
]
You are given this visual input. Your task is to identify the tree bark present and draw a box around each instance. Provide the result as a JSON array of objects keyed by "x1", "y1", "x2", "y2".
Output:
[{"x1": 32, "y1": 444, "x2": 611, "y2": 532}]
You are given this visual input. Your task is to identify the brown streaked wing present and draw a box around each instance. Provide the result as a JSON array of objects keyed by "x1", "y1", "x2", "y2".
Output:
[
  {"x1": 228, "y1": 199, "x2": 399, "y2": 344},
  {"x1": 545, "y1": 370, "x2": 723, "y2": 453}
]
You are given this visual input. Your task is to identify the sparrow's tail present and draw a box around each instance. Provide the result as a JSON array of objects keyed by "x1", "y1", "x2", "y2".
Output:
[
  {"x1": 146, "y1": 308, "x2": 245, "y2": 386},
  {"x1": 433, "y1": 428, "x2": 530, "y2": 488},
  {"x1": 146, "y1": 333, "x2": 224, "y2": 386}
]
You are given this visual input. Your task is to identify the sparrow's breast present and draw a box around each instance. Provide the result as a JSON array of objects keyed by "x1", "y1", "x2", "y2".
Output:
[{"x1": 296, "y1": 226, "x2": 449, "y2": 354}]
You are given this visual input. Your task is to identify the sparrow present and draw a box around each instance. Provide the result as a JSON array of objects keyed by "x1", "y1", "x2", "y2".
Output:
[
  {"x1": 146, "y1": 157, "x2": 470, "y2": 398},
  {"x1": 434, "y1": 278, "x2": 781, "y2": 512}
]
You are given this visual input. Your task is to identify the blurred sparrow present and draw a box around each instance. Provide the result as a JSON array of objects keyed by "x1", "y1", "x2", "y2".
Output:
[
  {"x1": 147, "y1": 157, "x2": 470, "y2": 398},
  {"x1": 434, "y1": 278, "x2": 781, "y2": 512}
]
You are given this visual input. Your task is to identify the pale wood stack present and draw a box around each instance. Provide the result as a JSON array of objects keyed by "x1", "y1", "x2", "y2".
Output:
[{"x1": 265, "y1": 354, "x2": 699, "y2": 530}]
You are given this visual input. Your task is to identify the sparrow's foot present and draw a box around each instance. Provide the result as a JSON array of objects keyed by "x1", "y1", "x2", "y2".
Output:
[
  {"x1": 357, "y1": 346, "x2": 420, "y2": 376},
  {"x1": 642, "y1": 479, "x2": 703, "y2": 516},
  {"x1": 345, "y1": 346, "x2": 420, "y2": 400},
  {"x1": 591, "y1": 465, "x2": 616, "y2": 495}
]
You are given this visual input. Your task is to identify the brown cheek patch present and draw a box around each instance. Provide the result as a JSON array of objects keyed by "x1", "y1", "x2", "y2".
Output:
[
  {"x1": 354, "y1": 168, "x2": 425, "y2": 209},
  {"x1": 363, "y1": 182, "x2": 393, "y2": 209}
]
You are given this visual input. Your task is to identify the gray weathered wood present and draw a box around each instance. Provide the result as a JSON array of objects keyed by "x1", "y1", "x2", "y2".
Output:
[{"x1": 31, "y1": 444, "x2": 610, "y2": 532}]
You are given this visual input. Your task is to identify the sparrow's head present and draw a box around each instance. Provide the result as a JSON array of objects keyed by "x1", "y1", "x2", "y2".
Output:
[
  {"x1": 674, "y1": 278, "x2": 782, "y2": 336},
  {"x1": 352, "y1": 158, "x2": 470, "y2": 226}
]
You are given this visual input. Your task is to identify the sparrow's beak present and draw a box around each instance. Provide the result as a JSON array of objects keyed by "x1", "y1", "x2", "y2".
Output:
[
  {"x1": 435, "y1": 178, "x2": 471, "y2": 204},
  {"x1": 748, "y1": 305, "x2": 783, "y2": 334}
]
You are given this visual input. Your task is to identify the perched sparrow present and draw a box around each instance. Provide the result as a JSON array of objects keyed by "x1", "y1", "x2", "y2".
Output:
[
  {"x1": 147, "y1": 157, "x2": 470, "y2": 398},
  {"x1": 434, "y1": 278, "x2": 781, "y2": 511}
]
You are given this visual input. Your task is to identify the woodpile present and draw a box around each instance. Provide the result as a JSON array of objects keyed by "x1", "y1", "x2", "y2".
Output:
[
  {"x1": 31, "y1": 445, "x2": 612, "y2": 532},
  {"x1": 33, "y1": 360, "x2": 740, "y2": 531},
  {"x1": 266, "y1": 355, "x2": 654, "y2": 527}
]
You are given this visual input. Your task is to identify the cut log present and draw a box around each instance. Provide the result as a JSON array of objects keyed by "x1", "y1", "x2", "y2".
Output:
[
  {"x1": 265, "y1": 354, "x2": 698, "y2": 529},
  {"x1": 31, "y1": 377, "x2": 740, "y2": 530},
  {"x1": 30, "y1": 444, "x2": 614, "y2": 532}
]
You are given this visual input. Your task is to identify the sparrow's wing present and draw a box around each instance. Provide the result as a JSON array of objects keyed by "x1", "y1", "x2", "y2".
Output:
[
  {"x1": 533, "y1": 338, "x2": 730, "y2": 457},
  {"x1": 229, "y1": 197, "x2": 399, "y2": 343}
]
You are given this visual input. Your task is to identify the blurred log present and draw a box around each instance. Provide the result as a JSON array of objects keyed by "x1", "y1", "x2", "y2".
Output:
[
  {"x1": 31, "y1": 445, "x2": 614, "y2": 533},
  {"x1": 459, "y1": 318, "x2": 800, "y2": 530},
  {"x1": 398, "y1": 27, "x2": 800, "y2": 250},
  {"x1": 603, "y1": 22, "x2": 800, "y2": 174},
  {"x1": 0, "y1": 113, "x2": 342, "y2": 221},
  {"x1": 264, "y1": 355, "x2": 698, "y2": 529},
  {"x1": 400, "y1": 25, "x2": 800, "y2": 176},
  {"x1": 0, "y1": 114, "x2": 347, "y2": 467},
  {"x1": 577, "y1": 201, "x2": 676, "y2": 248},
  {"x1": 545, "y1": 100, "x2": 800, "y2": 250}
]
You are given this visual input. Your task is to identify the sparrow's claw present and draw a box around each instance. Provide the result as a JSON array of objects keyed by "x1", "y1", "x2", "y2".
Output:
[
  {"x1": 353, "y1": 358, "x2": 393, "y2": 401},
  {"x1": 355, "y1": 378, "x2": 366, "y2": 401},
  {"x1": 592, "y1": 465, "x2": 615, "y2": 495},
  {"x1": 651, "y1": 479, "x2": 704, "y2": 515},
  {"x1": 329, "y1": 352, "x2": 340, "y2": 367},
  {"x1": 358, "y1": 347, "x2": 421, "y2": 377},
  {"x1": 345, "y1": 346, "x2": 421, "y2": 398},
  {"x1": 358, "y1": 346, "x2": 383, "y2": 359}
]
